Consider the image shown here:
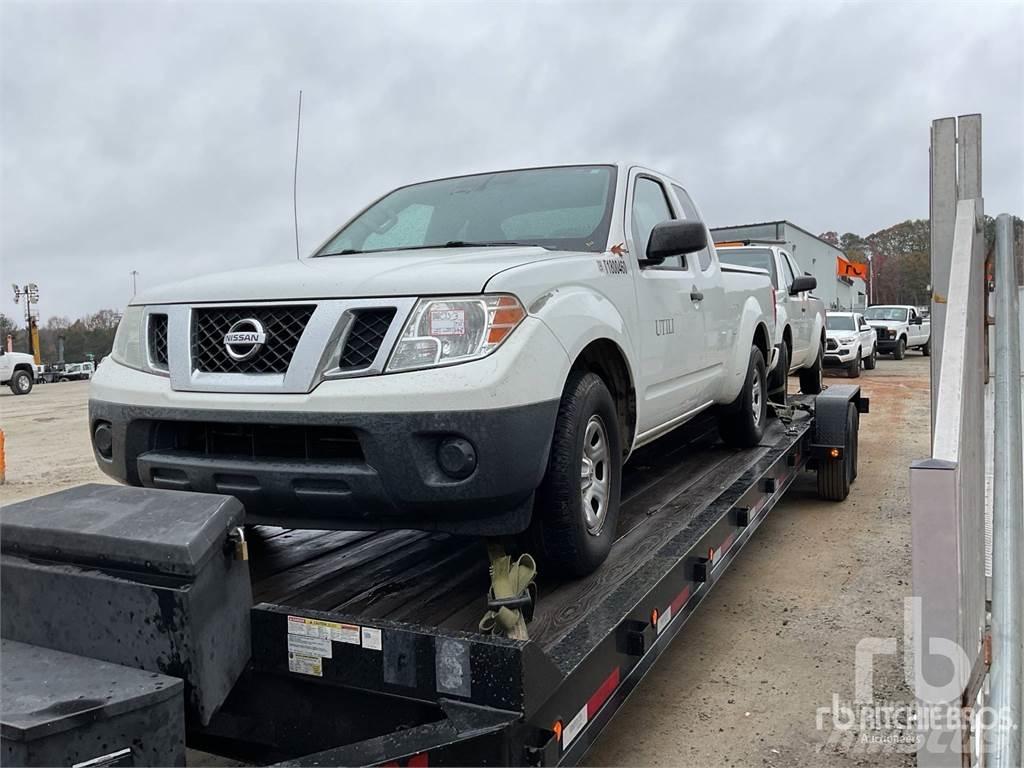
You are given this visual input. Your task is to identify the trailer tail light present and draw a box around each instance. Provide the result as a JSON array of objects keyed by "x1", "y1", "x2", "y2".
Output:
[
  {"x1": 650, "y1": 608, "x2": 659, "y2": 628},
  {"x1": 552, "y1": 720, "x2": 563, "y2": 742},
  {"x1": 829, "y1": 447, "x2": 841, "y2": 458}
]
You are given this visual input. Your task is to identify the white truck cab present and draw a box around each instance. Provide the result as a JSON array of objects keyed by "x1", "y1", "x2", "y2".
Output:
[
  {"x1": 863, "y1": 304, "x2": 931, "y2": 359},
  {"x1": 0, "y1": 349, "x2": 35, "y2": 395},
  {"x1": 715, "y1": 242, "x2": 826, "y2": 397},
  {"x1": 91, "y1": 163, "x2": 777, "y2": 575}
]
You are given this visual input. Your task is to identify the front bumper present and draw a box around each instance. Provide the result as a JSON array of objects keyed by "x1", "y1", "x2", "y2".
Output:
[
  {"x1": 823, "y1": 343, "x2": 859, "y2": 367},
  {"x1": 89, "y1": 398, "x2": 558, "y2": 536}
]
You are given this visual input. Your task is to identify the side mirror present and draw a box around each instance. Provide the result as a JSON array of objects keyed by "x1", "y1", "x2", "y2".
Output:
[
  {"x1": 789, "y1": 275, "x2": 816, "y2": 295},
  {"x1": 912, "y1": 317, "x2": 922, "y2": 325},
  {"x1": 644, "y1": 220, "x2": 707, "y2": 265}
]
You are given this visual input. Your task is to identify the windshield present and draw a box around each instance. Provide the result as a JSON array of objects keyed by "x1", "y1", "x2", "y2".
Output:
[
  {"x1": 826, "y1": 315, "x2": 856, "y2": 331},
  {"x1": 716, "y1": 247, "x2": 777, "y2": 287},
  {"x1": 864, "y1": 306, "x2": 909, "y2": 322},
  {"x1": 316, "y1": 165, "x2": 617, "y2": 256}
]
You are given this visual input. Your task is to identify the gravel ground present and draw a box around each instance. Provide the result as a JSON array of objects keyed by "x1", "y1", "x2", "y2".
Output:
[{"x1": 0, "y1": 356, "x2": 931, "y2": 766}]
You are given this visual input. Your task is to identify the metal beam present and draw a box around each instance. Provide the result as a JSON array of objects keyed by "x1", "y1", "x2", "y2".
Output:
[
  {"x1": 989, "y1": 213, "x2": 1023, "y2": 767},
  {"x1": 929, "y1": 118, "x2": 958, "y2": 430}
]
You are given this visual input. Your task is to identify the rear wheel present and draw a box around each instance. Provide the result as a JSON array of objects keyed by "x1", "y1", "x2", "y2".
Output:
[
  {"x1": 892, "y1": 337, "x2": 906, "y2": 360},
  {"x1": 847, "y1": 349, "x2": 861, "y2": 378},
  {"x1": 718, "y1": 346, "x2": 768, "y2": 450},
  {"x1": 863, "y1": 347, "x2": 877, "y2": 370},
  {"x1": 817, "y1": 403, "x2": 858, "y2": 500},
  {"x1": 799, "y1": 342, "x2": 824, "y2": 394},
  {"x1": 529, "y1": 371, "x2": 622, "y2": 577},
  {"x1": 9, "y1": 370, "x2": 33, "y2": 395},
  {"x1": 921, "y1": 338, "x2": 931, "y2": 356}
]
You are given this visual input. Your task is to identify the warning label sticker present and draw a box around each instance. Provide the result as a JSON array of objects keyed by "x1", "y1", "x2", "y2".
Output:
[
  {"x1": 361, "y1": 626, "x2": 383, "y2": 651},
  {"x1": 288, "y1": 634, "x2": 332, "y2": 659},
  {"x1": 429, "y1": 308, "x2": 466, "y2": 336},
  {"x1": 288, "y1": 653, "x2": 323, "y2": 677},
  {"x1": 287, "y1": 615, "x2": 360, "y2": 645}
]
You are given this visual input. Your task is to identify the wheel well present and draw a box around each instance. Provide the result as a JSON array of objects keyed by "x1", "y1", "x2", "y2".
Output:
[
  {"x1": 752, "y1": 323, "x2": 771, "y2": 365},
  {"x1": 13, "y1": 363, "x2": 33, "y2": 374},
  {"x1": 570, "y1": 340, "x2": 635, "y2": 455}
]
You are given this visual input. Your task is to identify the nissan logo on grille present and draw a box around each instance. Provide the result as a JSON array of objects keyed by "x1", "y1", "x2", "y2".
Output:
[{"x1": 224, "y1": 318, "x2": 268, "y2": 361}]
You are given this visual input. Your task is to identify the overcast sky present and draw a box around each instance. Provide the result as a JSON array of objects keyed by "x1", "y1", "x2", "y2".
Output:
[{"x1": 1, "y1": 0, "x2": 1021, "y2": 322}]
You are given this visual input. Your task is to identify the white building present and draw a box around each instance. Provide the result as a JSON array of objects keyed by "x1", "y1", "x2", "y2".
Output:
[{"x1": 710, "y1": 220, "x2": 868, "y2": 311}]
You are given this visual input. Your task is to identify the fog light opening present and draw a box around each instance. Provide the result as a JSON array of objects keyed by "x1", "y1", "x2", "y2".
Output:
[
  {"x1": 437, "y1": 437, "x2": 477, "y2": 480},
  {"x1": 93, "y1": 421, "x2": 114, "y2": 460}
]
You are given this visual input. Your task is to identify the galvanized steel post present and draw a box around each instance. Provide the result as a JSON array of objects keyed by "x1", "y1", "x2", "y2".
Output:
[{"x1": 989, "y1": 213, "x2": 1023, "y2": 767}]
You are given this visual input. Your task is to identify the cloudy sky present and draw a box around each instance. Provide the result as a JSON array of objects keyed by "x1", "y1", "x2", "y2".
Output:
[{"x1": 1, "y1": 0, "x2": 1021, "y2": 322}]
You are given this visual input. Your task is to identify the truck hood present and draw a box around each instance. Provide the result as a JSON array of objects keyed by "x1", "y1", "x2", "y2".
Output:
[
  {"x1": 864, "y1": 318, "x2": 904, "y2": 329},
  {"x1": 133, "y1": 246, "x2": 565, "y2": 305}
]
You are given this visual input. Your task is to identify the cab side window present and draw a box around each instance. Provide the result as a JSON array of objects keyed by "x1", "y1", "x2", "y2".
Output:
[
  {"x1": 631, "y1": 177, "x2": 680, "y2": 268},
  {"x1": 671, "y1": 184, "x2": 712, "y2": 271}
]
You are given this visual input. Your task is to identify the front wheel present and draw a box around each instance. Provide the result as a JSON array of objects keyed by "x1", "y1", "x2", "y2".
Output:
[
  {"x1": 718, "y1": 346, "x2": 768, "y2": 450},
  {"x1": 863, "y1": 347, "x2": 877, "y2": 370},
  {"x1": 528, "y1": 371, "x2": 622, "y2": 577},
  {"x1": 921, "y1": 339, "x2": 931, "y2": 356},
  {"x1": 9, "y1": 370, "x2": 33, "y2": 395},
  {"x1": 768, "y1": 342, "x2": 789, "y2": 404},
  {"x1": 893, "y1": 337, "x2": 906, "y2": 360},
  {"x1": 847, "y1": 349, "x2": 861, "y2": 378},
  {"x1": 799, "y1": 342, "x2": 824, "y2": 395}
]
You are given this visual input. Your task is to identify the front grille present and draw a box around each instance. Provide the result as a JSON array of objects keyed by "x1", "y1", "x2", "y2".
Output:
[
  {"x1": 192, "y1": 305, "x2": 314, "y2": 374},
  {"x1": 826, "y1": 338, "x2": 838, "y2": 351},
  {"x1": 339, "y1": 309, "x2": 396, "y2": 370},
  {"x1": 151, "y1": 420, "x2": 363, "y2": 461},
  {"x1": 148, "y1": 314, "x2": 168, "y2": 368},
  {"x1": 876, "y1": 327, "x2": 891, "y2": 339}
]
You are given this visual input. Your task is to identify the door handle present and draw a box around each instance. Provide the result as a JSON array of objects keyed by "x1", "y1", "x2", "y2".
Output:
[{"x1": 690, "y1": 289, "x2": 704, "y2": 302}]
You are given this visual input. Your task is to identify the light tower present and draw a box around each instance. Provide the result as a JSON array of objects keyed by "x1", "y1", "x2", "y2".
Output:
[{"x1": 11, "y1": 283, "x2": 41, "y2": 364}]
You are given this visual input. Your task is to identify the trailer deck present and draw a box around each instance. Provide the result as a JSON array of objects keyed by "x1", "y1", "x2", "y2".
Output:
[{"x1": 182, "y1": 387, "x2": 866, "y2": 767}]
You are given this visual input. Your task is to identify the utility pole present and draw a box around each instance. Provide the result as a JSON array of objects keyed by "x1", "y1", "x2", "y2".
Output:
[
  {"x1": 11, "y1": 283, "x2": 41, "y2": 365},
  {"x1": 130, "y1": 270, "x2": 139, "y2": 299}
]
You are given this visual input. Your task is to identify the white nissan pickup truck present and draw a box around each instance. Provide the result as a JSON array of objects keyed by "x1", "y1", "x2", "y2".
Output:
[
  {"x1": 0, "y1": 349, "x2": 36, "y2": 395},
  {"x1": 90, "y1": 163, "x2": 776, "y2": 575}
]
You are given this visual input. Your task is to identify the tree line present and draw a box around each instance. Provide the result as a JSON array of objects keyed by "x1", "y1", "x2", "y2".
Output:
[
  {"x1": 0, "y1": 309, "x2": 120, "y2": 364},
  {"x1": 819, "y1": 215, "x2": 1023, "y2": 306}
]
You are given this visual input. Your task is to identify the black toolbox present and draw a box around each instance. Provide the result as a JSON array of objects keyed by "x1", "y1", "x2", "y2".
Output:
[
  {"x1": 1, "y1": 639, "x2": 186, "y2": 767},
  {"x1": 0, "y1": 484, "x2": 252, "y2": 725}
]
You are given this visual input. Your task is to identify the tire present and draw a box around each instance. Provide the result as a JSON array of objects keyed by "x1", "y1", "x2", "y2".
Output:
[
  {"x1": 847, "y1": 349, "x2": 861, "y2": 378},
  {"x1": 718, "y1": 346, "x2": 768, "y2": 450},
  {"x1": 528, "y1": 371, "x2": 622, "y2": 577},
  {"x1": 863, "y1": 347, "x2": 877, "y2": 370},
  {"x1": 798, "y1": 342, "x2": 824, "y2": 395},
  {"x1": 921, "y1": 338, "x2": 931, "y2": 356},
  {"x1": 892, "y1": 337, "x2": 906, "y2": 360},
  {"x1": 58, "y1": 376, "x2": 69, "y2": 382},
  {"x1": 9, "y1": 370, "x2": 33, "y2": 395},
  {"x1": 817, "y1": 403, "x2": 857, "y2": 500},
  {"x1": 768, "y1": 342, "x2": 789, "y2": 404}
]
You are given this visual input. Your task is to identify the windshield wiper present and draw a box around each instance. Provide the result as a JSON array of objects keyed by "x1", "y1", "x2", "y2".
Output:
[
  {"x1": 318, "y1": 241, "x2": 545, "y2": 257},
  {"x1": 441, "y1": 240, "x2": 542, "y2": 249}
]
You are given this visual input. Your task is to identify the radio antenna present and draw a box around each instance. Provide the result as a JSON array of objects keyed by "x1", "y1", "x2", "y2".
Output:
[{"x1": 292, "y1": 90, "x2": 303, "y2": 261}]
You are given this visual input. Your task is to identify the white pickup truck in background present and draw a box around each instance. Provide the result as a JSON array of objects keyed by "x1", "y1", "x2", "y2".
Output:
[
  {"x1": 0, "y1": 349, "x2": 36, "y2": 395},
  {"x1": 825, "y1": 311, "x2": 877, "y2": 376},
  {"x1": 715, "y1": 241, "x2": 826, "y2": 396},
  {"x1": 863, "y1": 304, "x2": 931, "y2": 359},
  {"x1": 90, "y1": 163, "x2": 777, "y2": 575}
]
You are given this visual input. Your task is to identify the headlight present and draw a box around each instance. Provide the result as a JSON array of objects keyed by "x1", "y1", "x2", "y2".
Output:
[
  {"x1": 110, "y1": 306, "x2": 146, "y2": 370},
  {"x1": 838, "y1": 336, "x2": 857, "y2": 344},
  {"x1": 386, "y1": 294, "x2": 526, "y2": 372}
]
